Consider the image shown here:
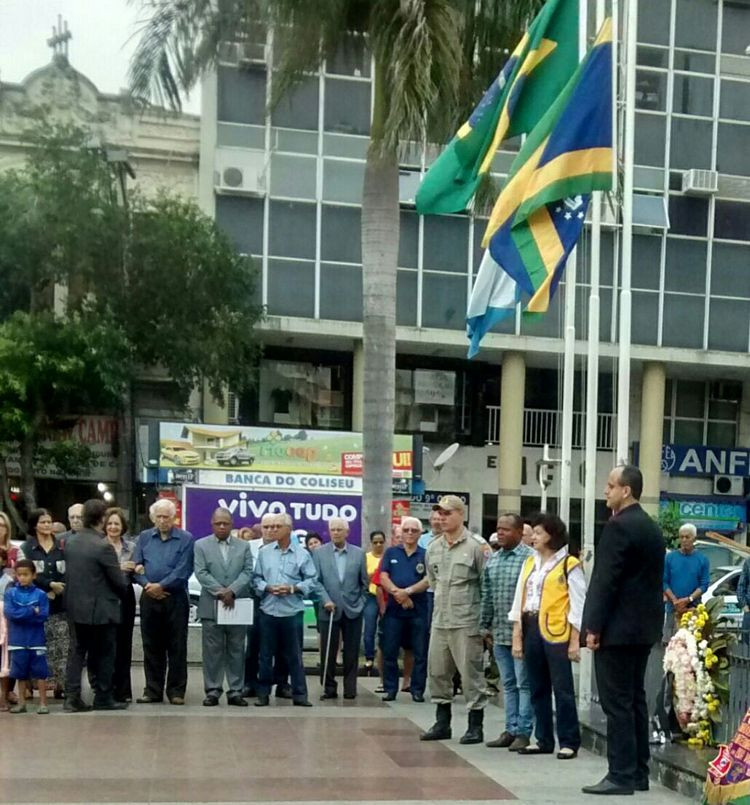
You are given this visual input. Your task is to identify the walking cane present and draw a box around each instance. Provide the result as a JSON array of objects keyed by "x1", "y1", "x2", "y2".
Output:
[{"x1": 322, "y1": 608, "x2": 335, "y2": 689}]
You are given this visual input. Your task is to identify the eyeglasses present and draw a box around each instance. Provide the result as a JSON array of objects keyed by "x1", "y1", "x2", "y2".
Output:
[{"x1": 401, "y1": 528, "x2": 421, "y2": 533}]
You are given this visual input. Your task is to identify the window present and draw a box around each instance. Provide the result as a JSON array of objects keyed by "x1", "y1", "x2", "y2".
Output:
[
  {"x1": 320, "y1": 205, "x2": 361, "y2": 263},
  {"x1": 720, "y1": 81, "x2": 750, "y2": 123},
  {"x1": 631, "y1": 291, "x2": 659, "y2": 345},
  {"x1": 661, "y1": 294, "x2": 705, "y2": 349},
  {"x1": 326, "y1": 36, "x2": 371, "y2": 78},
  {"x1": 324, "y1": 79, "x2": 371, "y2": 136},
  {"x1": 673, "y1": 50, "x2": 715, "y2": 73},
  {"x1": 215, "y1": 196, "x2": 264, "y2": 255},
  {"x1": 664, "y1": 238, "x2": 707, "y2": 293},
  {"x1": 722, "y1": 6, "x2": 750, "y2": 55},
  {"x1": 664, "y1": 379, "x2": 739, "y2": 446},
  {"x1": 669, "y1": 195, "x2": 709, "y2": 237},
  {"x1": 397, "y1": 270, "x2": 418, "y2": 326},
  {"x1": 674, "y1": 0, "x2": 717, "y2": 51},
  {"x1": 269, "y1": 201, "x2": 316, "y2": 259},
  {"x1": 270, "y1": 76, "x2": 319, "y2": 130},
  {"x1": 636, "y1": 71, "x2": 667, "y2": 111},
  {"x1": 632, "y1": 234, "x2": 662, "y2": 290},
  {"x1": 423, "y1": 216, "x2": 470, "y2": 273},
  {"x1": 323, "y1": 159, "x2": 365, "y2": 204},
  {"x1": 267, "y1": 259, "x2": 315, "y2": 318},
  {"x1": 319, "y1": 264, "x2": 362, "y2": 321},
  {"x1": 634, "y1": 113, "x2": 666, "y2": 166},
  {"x1": 708, "y1": 299, "x2": 750, "y2": 352},
  {"x1": 637, "y1": 1, "x2": 669, "y2": 45},
  {"x1": 715, "y1": 201, "x2": 750, "y2": 242},
  {"x1": 637, "y1": 46, "x2": 668, "y2": 68},
  {"x1": 717, "y1": 124, "x2": 750, "y2": 176},
  {"x1": 258, "y1": 358, "x2": 347, "y2": 429},
  {"x1": 673, "y1": 74, "x2": 713, "y2": 117},
  {"x1": 270, "y1": 154, "x2": 316, "y2": 199},
  {"x1": 395, "y1": 367, "x2": 469, "y2": 441},
  {"x1": 399, "y1": 212, "x2": 419, "y2": 268},
  {"x1": 218, "y1": 66, "x2": 266, "y2": 125},
  {"x1": 422, "y1": 273, "x2": 467, "y2": 329},
  {"x1": 671, "y1": 117, "x2": 712, "y2": 170},
  {"x1": 712, "y1": 242, "x2": 750, "y2": 297}
]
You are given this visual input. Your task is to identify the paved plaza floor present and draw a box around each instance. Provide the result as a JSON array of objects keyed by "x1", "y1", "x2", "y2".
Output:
[{"x1": 0, "y1": 673, "x2": 697, "y2": 805}]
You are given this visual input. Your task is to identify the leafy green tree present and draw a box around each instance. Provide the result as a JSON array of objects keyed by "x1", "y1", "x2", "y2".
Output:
[
  {"x1": 0, "y1": 125, "x2": 262, "y2": 521},
  {"x1": 129, "y1": 0, "x2": 540, "y2": 535}
]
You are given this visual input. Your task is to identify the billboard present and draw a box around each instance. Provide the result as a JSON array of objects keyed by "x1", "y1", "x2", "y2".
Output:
[
  {"x1": 159, "y1": 422, "x2": 414, "y2": 478},
  {"x1": 183, "y1": 485, "x2": 363, "y2": 545}
]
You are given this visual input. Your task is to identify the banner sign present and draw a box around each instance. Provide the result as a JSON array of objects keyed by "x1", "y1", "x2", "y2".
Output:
[
  {"x1": 183, "y1": 485, "x2": 363, "y2": 545},
  {"x1": 659, "y1": 495, "x2": 746, "y2": 535},
  {"x1": 410, "y1": 491, "x2": 471, "y2": 522},
  {"x1": 198, "y1": 469, "x2": 362, "y2": 493},
  {"x1": 656, "y1": 444, "x2": 750, "y2": 477},
  {"x1": 159, "y1": 422, "x2": 413, "y2": 478}
]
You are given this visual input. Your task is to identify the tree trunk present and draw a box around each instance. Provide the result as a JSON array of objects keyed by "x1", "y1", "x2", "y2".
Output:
[
  {"x1": 19, "y1": 430, "x2": 38, "y2": 512},
  {"x1": 361, "y1": 61, "x2": 400, "y2": 538},
  {"x1": 0, "y1": 457, "x2": 25, "y2": 532},
  {"x1": 116, "y1": 381, "x2": 135, "y2": 522}
]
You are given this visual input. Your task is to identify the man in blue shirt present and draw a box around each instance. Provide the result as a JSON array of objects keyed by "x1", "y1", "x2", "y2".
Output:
[
  {"x1": 379, "y1": 516, "x2": 430, "y2": 703},
  {"x1": 133, "y1": 498, "x2": 194, "y2": 704},
  {"x1": 252, "y1": 512, "x2": 317, "y2": 707},
  {"x1": 663, "y1": 523, "x2": 710, "y2": 635}
]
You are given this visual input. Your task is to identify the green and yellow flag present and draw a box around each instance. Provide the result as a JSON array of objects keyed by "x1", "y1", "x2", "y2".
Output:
[{"x1": 416, "y1": 0, "x2": 579, "y2": 216}]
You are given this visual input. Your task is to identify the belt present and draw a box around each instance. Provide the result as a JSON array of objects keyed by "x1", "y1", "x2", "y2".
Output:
[{"x1": 522, "y1": 611, "x2": 539, "y2": 619}]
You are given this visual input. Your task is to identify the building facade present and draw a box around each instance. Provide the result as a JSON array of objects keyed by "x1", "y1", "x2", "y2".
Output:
[{"x1": 198, "y1": 0, "x2": 750, "y2": 544}]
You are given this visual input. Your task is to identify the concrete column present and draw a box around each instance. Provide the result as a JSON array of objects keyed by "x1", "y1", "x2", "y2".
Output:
[
  {"x1": 737, "y1": 380, "x2": 750, "y2": 447},
  {"x1": 640, "y1": 362, "x2": 666, "y2": 514},
  {"x1": 498, "y1": 352, "x2": 526, "y2": 513},
  {"x1": 202, "y1": 382, "x2": 228, "y2": 426},
  {"x1": 352, "y1": 341, "x2": 364, "y2": 432}
]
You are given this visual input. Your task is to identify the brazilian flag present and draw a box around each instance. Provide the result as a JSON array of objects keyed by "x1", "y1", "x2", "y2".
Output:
[{"x1": 416, "y1": 0, "x2": 579, "y2": 216}]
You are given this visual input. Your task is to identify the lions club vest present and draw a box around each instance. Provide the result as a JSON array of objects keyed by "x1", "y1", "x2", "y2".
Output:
[{"x1": 520, "y1": 553, "x2": 580, "y2": 643}]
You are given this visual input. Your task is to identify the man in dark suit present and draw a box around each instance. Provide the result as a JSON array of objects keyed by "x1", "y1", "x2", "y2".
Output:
[
  {"x1": 313, "y1": 518, "x2": 369, "y2": 700},
  {"x1": 581, "y1": 465, "x2": 665, "y2": 796},
  {"x1": 64, "y1": 498, "x2": 129, "y2": 711}
]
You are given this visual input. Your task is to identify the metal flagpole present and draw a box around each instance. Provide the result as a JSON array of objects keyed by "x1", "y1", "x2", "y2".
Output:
[
  {"x1": 616, "y1": 0, "x2": 638, "y2": 463},
  {"x1": 559, "y1": 0, "x2": 589, "y2": 526},
  {"x1": 580, "y1": 0, "x2": 610, "y2": 712}
]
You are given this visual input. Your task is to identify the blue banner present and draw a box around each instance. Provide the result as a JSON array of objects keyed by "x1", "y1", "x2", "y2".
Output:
[{"x1": 650, "y1": 444, "x2": 750, "y2": 477}]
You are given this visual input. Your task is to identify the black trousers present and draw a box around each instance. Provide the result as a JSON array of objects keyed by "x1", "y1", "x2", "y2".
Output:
[
  {"x1": 244, "y1": 609, "x2": 289, "y2": 692},
  {"x1": 65, "y1": 623, "x2": 117, "y2": 706},
  {"x1": 595, "y1": 645, "x2": 652, "y2": 787},
  {"x1": 320, "y1": 611, "x2": 362, "y2": 697},
  {"x1": 140, "y1": 591, "x2": 189, "y2": 700},
  {"x1": 113, "y1": 587, "x2": 136, "y2": 701},
  {"x1": 257, "y1": 611, "x2": 307, "y2": 701}
]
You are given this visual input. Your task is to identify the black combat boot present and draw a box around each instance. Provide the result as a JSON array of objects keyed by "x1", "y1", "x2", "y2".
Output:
[
  {"x1": 459, "y1": 708, "x2": 484, "y2": 745},
  {"x1": 420, "y1": 702, "x2": 452, "y2": 741}
]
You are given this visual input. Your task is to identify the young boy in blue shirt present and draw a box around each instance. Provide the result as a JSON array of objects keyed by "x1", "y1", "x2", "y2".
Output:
[{"x1": 4, "y1": 559, "x2": 50, "y2": 714}]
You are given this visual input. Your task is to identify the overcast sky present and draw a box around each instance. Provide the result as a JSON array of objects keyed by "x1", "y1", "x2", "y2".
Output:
[{"x1": 0, "y1": 0, "x2": 201, "y2": 113}]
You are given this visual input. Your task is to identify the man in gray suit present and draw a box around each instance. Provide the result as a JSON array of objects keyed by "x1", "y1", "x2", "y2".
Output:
[
  {"x1": 194, "y1": 508, "x2": 254, "y2": 707},
  {"x1": 64, "y1": 498, "x2": 129, "y2": 711},
  {"x1": 313, "y1": 518, "x2": 369, "y2": 700}
]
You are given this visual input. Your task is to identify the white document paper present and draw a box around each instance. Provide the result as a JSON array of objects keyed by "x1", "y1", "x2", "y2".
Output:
[{"x1": 216, "y1": 597, "x2": 254, "y2": 625}]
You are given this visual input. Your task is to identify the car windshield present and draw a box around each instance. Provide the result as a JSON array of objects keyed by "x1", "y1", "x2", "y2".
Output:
[
  {"x1": 696, "y1": 542, "x2": 746, "y2": 573},
  {"x1": 710, "y1": 566, "x2": 737, "y2": 584}
]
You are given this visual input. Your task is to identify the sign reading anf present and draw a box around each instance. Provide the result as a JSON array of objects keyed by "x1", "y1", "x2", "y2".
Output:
[{"x1": 656, "y1": 444, "x2": 750, "y2": 477}]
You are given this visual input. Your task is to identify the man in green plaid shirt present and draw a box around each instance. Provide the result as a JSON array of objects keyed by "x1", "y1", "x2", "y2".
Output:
[{"x1": 480, "y1": 513, "x2": 534, "y2": 751}]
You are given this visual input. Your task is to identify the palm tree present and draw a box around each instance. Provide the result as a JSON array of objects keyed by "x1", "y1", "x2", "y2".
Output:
[{"x1": 129, "y1": 0, "x2": 540, "y2": 537}]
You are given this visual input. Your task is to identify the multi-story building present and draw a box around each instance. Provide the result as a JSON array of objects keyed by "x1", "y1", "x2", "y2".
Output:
[{"x1": 198, "y1": 0, "x2": 750, "y2": 545}]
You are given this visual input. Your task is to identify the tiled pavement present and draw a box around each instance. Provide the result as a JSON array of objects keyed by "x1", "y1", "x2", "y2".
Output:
[{"x1": 0, "y1": 673, "x2": 697, "y2": 805}]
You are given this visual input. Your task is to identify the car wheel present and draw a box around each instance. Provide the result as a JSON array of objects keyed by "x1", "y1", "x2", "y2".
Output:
[{"x1": 230, "y1": 457, "x2": 239, "y2": 466}]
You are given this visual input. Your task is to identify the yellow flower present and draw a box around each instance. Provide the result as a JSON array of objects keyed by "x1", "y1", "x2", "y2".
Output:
[{"x1": 695, "y1": 631, "x2": 703, "y2": 641}]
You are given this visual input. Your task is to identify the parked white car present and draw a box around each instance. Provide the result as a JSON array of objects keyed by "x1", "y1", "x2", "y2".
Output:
[{"x1": 701, "y1": 565, "x2": 743, "y2": 631}]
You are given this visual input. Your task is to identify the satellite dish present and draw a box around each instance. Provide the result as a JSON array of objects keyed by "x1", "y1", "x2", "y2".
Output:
[{"x1": 433, "y1": 442, "x2": 459, "y2": 471}]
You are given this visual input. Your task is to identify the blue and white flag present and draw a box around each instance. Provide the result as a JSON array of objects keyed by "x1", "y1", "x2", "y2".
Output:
[{"x1": 467, "y1": 251, "x2": 519, "y2": 358}]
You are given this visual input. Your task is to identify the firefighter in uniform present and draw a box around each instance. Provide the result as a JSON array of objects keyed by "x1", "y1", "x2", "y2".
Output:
[{"x1": 420, "y1": 495, "x2": 488, "y2": 744}]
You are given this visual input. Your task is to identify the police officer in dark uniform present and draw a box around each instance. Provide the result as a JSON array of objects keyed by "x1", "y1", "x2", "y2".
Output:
[{"x1": 378, "y1": 516, "x2": 430, "y2": 702}]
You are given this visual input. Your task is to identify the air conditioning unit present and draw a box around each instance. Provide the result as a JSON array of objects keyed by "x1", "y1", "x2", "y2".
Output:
[
  {"x1": 214, "y1": 148, "x2": 267, "y2": 196},
  {"x1": 682, "y1": 169, "x2": 718, "y2": 196},
  {"x1": 227, "y1": 390, "x2": 240, "y2": 424},
  {"x1": 713, "y1": 474, "x2": 743, "y2": 496}
]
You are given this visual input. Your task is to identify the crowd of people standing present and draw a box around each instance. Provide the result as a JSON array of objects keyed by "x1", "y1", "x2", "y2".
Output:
[{"x1": 0, "y1": 463, "x2": 670, "y2": 796}]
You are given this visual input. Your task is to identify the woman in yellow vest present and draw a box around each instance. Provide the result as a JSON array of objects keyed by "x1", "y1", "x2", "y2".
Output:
[
  {"x1": 509, "y1": 513, "x2": 586, "y2": 760},
  {"x1": 363, "y1": 531, "x2": 386, "y2": 676}
]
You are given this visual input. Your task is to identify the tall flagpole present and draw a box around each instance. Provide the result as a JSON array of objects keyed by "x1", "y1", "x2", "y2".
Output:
[
  {"x1": 616, "y1": 0, "x2": 637, "y2": 463},
  {"x1": 580, "y1": 0, "x2": 609, "y2": 712},
  {"x1": 559, "y1": 0, "x2": 588, "y2": 526}
]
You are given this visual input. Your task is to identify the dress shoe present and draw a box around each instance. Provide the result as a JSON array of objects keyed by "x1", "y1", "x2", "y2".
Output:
[
  {"x1": 203, "y1": 696, "x2": 219, "y2": 707},
  {"x1": 169, "y1": 696, "x2": 185, "y2": 705},
  {"x1": 582, "y1": 777, "x2": 634, "y2": 796},
  {"x1": 509, "y1": 735, "x2": 531, "y2": 752},
  {"x1": 293, "y1": 699, "x2": 313, "y2": 707},
  {"x1": 634, "y1": 779, "x2": 649, "y2": 792},
  {"x1": 557, "y1": 748, "x2": 578, "y2": 760},
  {"x1": 518, "y1": 745, "x2": 554, "y2": 755},
  {"x1": 411, "y1": 693, "x2": 424, "y2": 703},
  {"x1": 487, "y1": 731, "x2": 515, "y2": 748},
  {"x1": 255, "y1": 696, "x2": 270, "y2": 707},
  {"x1": 381, "y1": 693, "x2": 397, "y2": 702},
  {"x1": 343, "y1": 693, "x2": 356, "y2": 700},
  {"x1": 64, "y1": 697, "x2": 92, "y2": 713},
  {"x1": 93, "y1": 701, "x2": 128, "y2": 711},
  {"x1": 227, "y1": 695, "x2": 249, "y2": 707},
  {"x1": 320, "y1": 692, "x2": 338, "y2": 700},
  {"x1": 136, "y1": 694, "x2": 162, "y2": 704},
  {"x1": 275, "y1": 685, "x2": 293, "y2": 699}
]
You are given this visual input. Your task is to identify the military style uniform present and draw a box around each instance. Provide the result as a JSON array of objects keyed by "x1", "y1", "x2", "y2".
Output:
[{"x1": 426, "y1": 528, "x2": 488, "y2": 709}]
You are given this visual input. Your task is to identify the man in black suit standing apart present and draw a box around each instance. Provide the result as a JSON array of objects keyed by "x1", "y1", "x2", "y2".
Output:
[
  {"x1": 64, "y1": 499, "x2": 129, "y2": 711},
  {"x1": 581, "y1": 465, "x2": 665, "y2": 796}
]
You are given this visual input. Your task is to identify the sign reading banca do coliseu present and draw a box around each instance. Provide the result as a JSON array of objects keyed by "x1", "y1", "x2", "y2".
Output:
[
  {"x1": 159, "y1": 422, "x2": 413, "y2": 478},
  {"x1": 183, "y1": 485, "x2": 363, "y2": 545}
]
